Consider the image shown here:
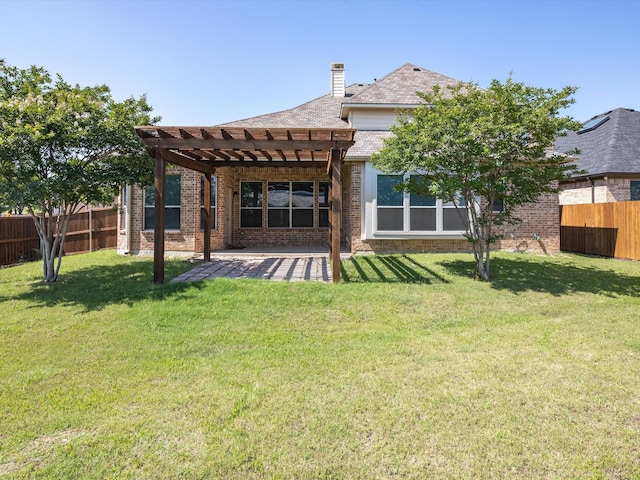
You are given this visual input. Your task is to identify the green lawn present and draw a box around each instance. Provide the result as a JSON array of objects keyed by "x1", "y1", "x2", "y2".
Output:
[{"x1": 1, "y1": 250, "x2": 639, "y2": 479}]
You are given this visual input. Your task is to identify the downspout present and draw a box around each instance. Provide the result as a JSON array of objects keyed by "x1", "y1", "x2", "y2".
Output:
[{"x1": 588, "y1": 177, "x2": 595, "y2": 203}]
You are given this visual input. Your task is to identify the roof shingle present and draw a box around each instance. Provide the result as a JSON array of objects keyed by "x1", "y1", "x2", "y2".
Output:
[{"x1": 555, "y1": 108, "x2": 640, "y2": 177}]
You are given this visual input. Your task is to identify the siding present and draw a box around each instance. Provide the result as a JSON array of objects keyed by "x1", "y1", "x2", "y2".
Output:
[{"x1": 350, "y1": 109, "x2": 397, "y2": 130}]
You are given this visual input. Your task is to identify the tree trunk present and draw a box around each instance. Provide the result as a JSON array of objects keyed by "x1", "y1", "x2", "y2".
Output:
[{"x1": 30, "y1": 205, "x2": 73, "y2": 283}]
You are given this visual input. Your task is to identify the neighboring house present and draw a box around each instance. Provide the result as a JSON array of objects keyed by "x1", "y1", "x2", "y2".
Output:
[
  {"x1": 118, "y1": 63, "x2": 561, "y2": 256},
  {"x1": 556, "y1": 107, "x2": 640, "y2": 204}
]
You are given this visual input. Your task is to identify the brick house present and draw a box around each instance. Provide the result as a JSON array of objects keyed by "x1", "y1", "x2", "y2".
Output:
[
  {"x1": 119, "y1": 63, "x2": 563, "y2": 261},
  {"x1": 556, "y1": 107, "x2": 640, "y2": 204}
]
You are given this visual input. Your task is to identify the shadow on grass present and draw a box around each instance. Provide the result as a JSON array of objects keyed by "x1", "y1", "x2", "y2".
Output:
[
  {"x1": 1, "y1": 258, "x2": 206, "y2": 312},
  {"x1": 437, "y1": 255, "x2": 640, "y2": 297},
  {"x1": 341, "y1": 254, "x2": 449, "y2": 284}
]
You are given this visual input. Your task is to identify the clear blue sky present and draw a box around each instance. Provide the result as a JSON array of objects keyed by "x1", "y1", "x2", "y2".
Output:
[{"x1": 3, "y1": 0, "x2": 639, "y2": 125}]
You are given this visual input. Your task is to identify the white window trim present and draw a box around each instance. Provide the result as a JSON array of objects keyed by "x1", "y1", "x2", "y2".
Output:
[
  {"x1": 267, "y1": 181, "x2": 315, "y2": 229},
  {"x1": 363, "y1": 163, "x2": 469, "y2": 240},
  {"x1": 144, "y1": 174, "x2": 181, "y2": 231}
]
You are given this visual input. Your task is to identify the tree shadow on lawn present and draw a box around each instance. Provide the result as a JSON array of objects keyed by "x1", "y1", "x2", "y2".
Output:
[
  {"x1": 437, "y1": 255, "x2": 640, "y2": 297},
  {"x1": 341, "y1": 254, "x2": 450, "y2": 284},
  {"x1": 1, "y1": 259, "x2": 207, "y2": 312}
]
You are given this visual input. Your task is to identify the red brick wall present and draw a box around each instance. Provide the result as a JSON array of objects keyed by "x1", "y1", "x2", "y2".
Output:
[
  {"x1": 121, "y1": 165, "x2": 342, "y2": 253},
  {"x1": 229, "y1": 166, "x2": 344, "y2": 248},
  {"x1": 559, "y1": 177, "x2": 634, "y2": 205},
  {"x1": 347, "y1": 162, "x2": 560, "y2": 254},
  {"x1": 120, "y1": 161, "x2": 563, "y2": 256}
]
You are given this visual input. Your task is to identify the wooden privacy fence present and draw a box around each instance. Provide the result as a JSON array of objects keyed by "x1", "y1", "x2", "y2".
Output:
[
  {"x1": 0, "y1": 208, "x2": 118, "y2": 266},
  {"x1": 560, "y1": 201, "x2": 640, "y2": 260}
]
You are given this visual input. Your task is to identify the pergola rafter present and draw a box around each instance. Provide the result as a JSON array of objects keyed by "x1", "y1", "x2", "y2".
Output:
[{"x1": 135, "y1": 126, "x2": 356, "y2": 284}]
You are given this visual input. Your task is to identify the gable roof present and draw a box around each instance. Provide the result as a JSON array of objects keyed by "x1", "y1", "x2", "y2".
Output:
[
  {"x1": 220, "y1": 63, "x2": 463, "y2": 129},
  {"x1": 555, "y1": 108, "x2": 640, "y2": 178},
  {"x1": 220, "y1": 83, "x2": 368, "y2": 129},
  {"x1": 343, "y1": 63, "x2": 462, "y2": 106}
]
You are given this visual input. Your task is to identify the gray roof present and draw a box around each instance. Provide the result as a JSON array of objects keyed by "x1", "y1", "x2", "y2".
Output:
[
  {"x1": 220, "y1": 84, "x2": 369, "y2": 129},
  {"x1": 346, "y1": 131, "x2": 394, "y2": 158},
  {"x1": 219, "y1": 63, "x2": 464, "y2": 158},
  {"x1": 344, "y1": 63, "x2": 462, "y2": 105},
  {"x1": 555, "y1": 108, "x2": 640, "y2": 177}
]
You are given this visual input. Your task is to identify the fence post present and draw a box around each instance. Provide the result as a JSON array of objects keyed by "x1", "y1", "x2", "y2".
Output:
[{"x1": 89, "y1": 207, "x2": 93, "y2": 253}]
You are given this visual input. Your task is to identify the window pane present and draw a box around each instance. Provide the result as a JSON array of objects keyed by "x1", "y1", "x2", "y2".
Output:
[
  {"x1": 377, "y1": 175, "x2": 403, "y2": 206},
  {"x1": 292, "y1": 209, "x2": 313, "y2": 227},
  {"x1": 409, "y1": 175, "x2": 436, "y2": 206},
  {"x1": 144, "y1": 207, "x2": 154, "y2": 230},
  {"x1": 292, "y1": 182, "x2": 314, "y2": 207},
  {"x1": 492, "y1": 198, "x2": 504, "y2": 212},
  {"x1": 165, "y1": 176, "x2": 181, "y2": 206},
  {"x1": 241, "y1": 182, "x2": 262, "y2": 207},
  {"x1": 241, "y1": 209, "x2": 262, "y2": 227},
  {"x1": 144, "y1": 187, "x2": 154, "y2": 207},
  {"x1": 319, "y1": 208, "x2": 329, "y2": 228},
  {"x1": 377, "y1": 208, "x2": 403, "y2": 231},
  {"x1": 166, "y1": 207, "x2": 180, "y2": 230},
  {"x1": 268, "y1": 208, "x2": 290, "y2": 228},
  {"x1": 410, "y1": 208, "x2": 436, "y2": 231},
  {"x1": 410, "y1": 191, "x2": 436, "y2": 206},
  {"x1": 268, "y1": 182, "x2": 290, "y2": 207},
  {"x1": 443, "y1": 208, "x2": 468, "y2": 231},
  {"x1": 319, "y1": 182, "x2": 330, "y2": 207},
  {"x1": 631, "y1": 181, "x2": 640, "y2": 201}
]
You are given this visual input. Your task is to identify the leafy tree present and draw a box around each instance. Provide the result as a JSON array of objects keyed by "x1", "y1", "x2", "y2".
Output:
[
  {"x1": 0, "y1": 60, "x2": 159, "y2": 282},
  {"x1": 373, "y1": 77, "x2": 581, "y2": 280}
]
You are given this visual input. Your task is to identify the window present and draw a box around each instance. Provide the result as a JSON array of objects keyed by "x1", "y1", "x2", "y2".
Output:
[
  {"x1": 631, "y1": 181, "x2": 640, "y2": 201},
  {"x1": 144, "y1": 175, "x2": 181, "y2": 230},
  {"x1": 375, "y1": 173, "x2": 468, "y2": 233},
  {"x1": 577, "y1": 115, "x2": 609, "y2": 134},
  {"x1": 491, "y1": 197, "x2": 505, "y2": 213},
  {"x1": 409, "y1": 175, "x2": 436, "y2": 231},
  {"x1": 240, "y1": 181, "x2": 263, "y2": 227},
  {"x1": 200, "y1": 176, "x2": 217, "y2": 230},
  {"x1": 318, "y1": 181, "x2": 330, "y2": 228},
  {"x1": 377, "y1": 175, "x2": 404, "y2": 231},
  {"x1": 268, "y1": 181, "x2": 314, "y2": 228}
]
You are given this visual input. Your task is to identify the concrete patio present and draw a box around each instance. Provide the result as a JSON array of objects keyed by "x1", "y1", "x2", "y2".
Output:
[{"x1": 170, "y1": 247, "x2": 352, "y2": 283}]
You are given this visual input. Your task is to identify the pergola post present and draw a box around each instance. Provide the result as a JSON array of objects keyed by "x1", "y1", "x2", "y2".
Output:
[
  {"x1": 203, "y1": 172, "x2": 212, "y2": 262},
  {"x1": 153, "y1": 151, "x2": 166, "y2": 284},
  {"x1": 330, "y1": 148, "x2": 342, "y2": 283}
]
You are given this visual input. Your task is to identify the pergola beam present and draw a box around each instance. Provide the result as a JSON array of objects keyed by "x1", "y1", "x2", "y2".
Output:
[
  {"x1": 157, "y1": 148, "x2": 215, "y2": 175},
  {"x1": 137, "y1": 126, "x2": 356, "y2": 285},
  {"x1": 147, "y1": 138, "x2": 353, "y2": 151}
]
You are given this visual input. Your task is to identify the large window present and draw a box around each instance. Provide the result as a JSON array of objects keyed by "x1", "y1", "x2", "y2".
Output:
[
  {"x1": 200, "y1": 176, "x2": 217, "y2": 230},
  {"x1": 375, "y1": 174, "x2": 467, "y2": 233},
  {"x1": 144, "y1": 175, "x2": 181, "y2": 230},
  {"x1": 268, "y1": 181, "x2": 314, "y2": 228},
  {"x1": 240, "y1": 181, "x2": 263, "y2": 227},
  {"x1": 631, "y1": 181, "x2": 640, "y2": 201}
]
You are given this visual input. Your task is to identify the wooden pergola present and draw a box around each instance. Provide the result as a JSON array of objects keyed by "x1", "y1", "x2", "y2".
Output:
[{"x1": 135, "y1": 126, "x2": 356, "y2": 283}]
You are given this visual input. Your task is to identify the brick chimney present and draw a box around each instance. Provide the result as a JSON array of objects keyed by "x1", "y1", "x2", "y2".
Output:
[{"x1": 330, "y1": 63, "x2": 345, "y2": 98}]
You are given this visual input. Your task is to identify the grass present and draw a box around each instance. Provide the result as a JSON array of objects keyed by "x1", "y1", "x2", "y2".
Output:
[{"x1": 1, "y1": 250, "x2": 639, "y2": 479}]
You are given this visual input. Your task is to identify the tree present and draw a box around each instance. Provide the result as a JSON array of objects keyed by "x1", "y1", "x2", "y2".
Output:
[
  {"x1": 373, "y1": 77, "x2": 581, "y2": 280},
  {"x1": 0, "y1": 60, "x2": 159, "y2": 282}
]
